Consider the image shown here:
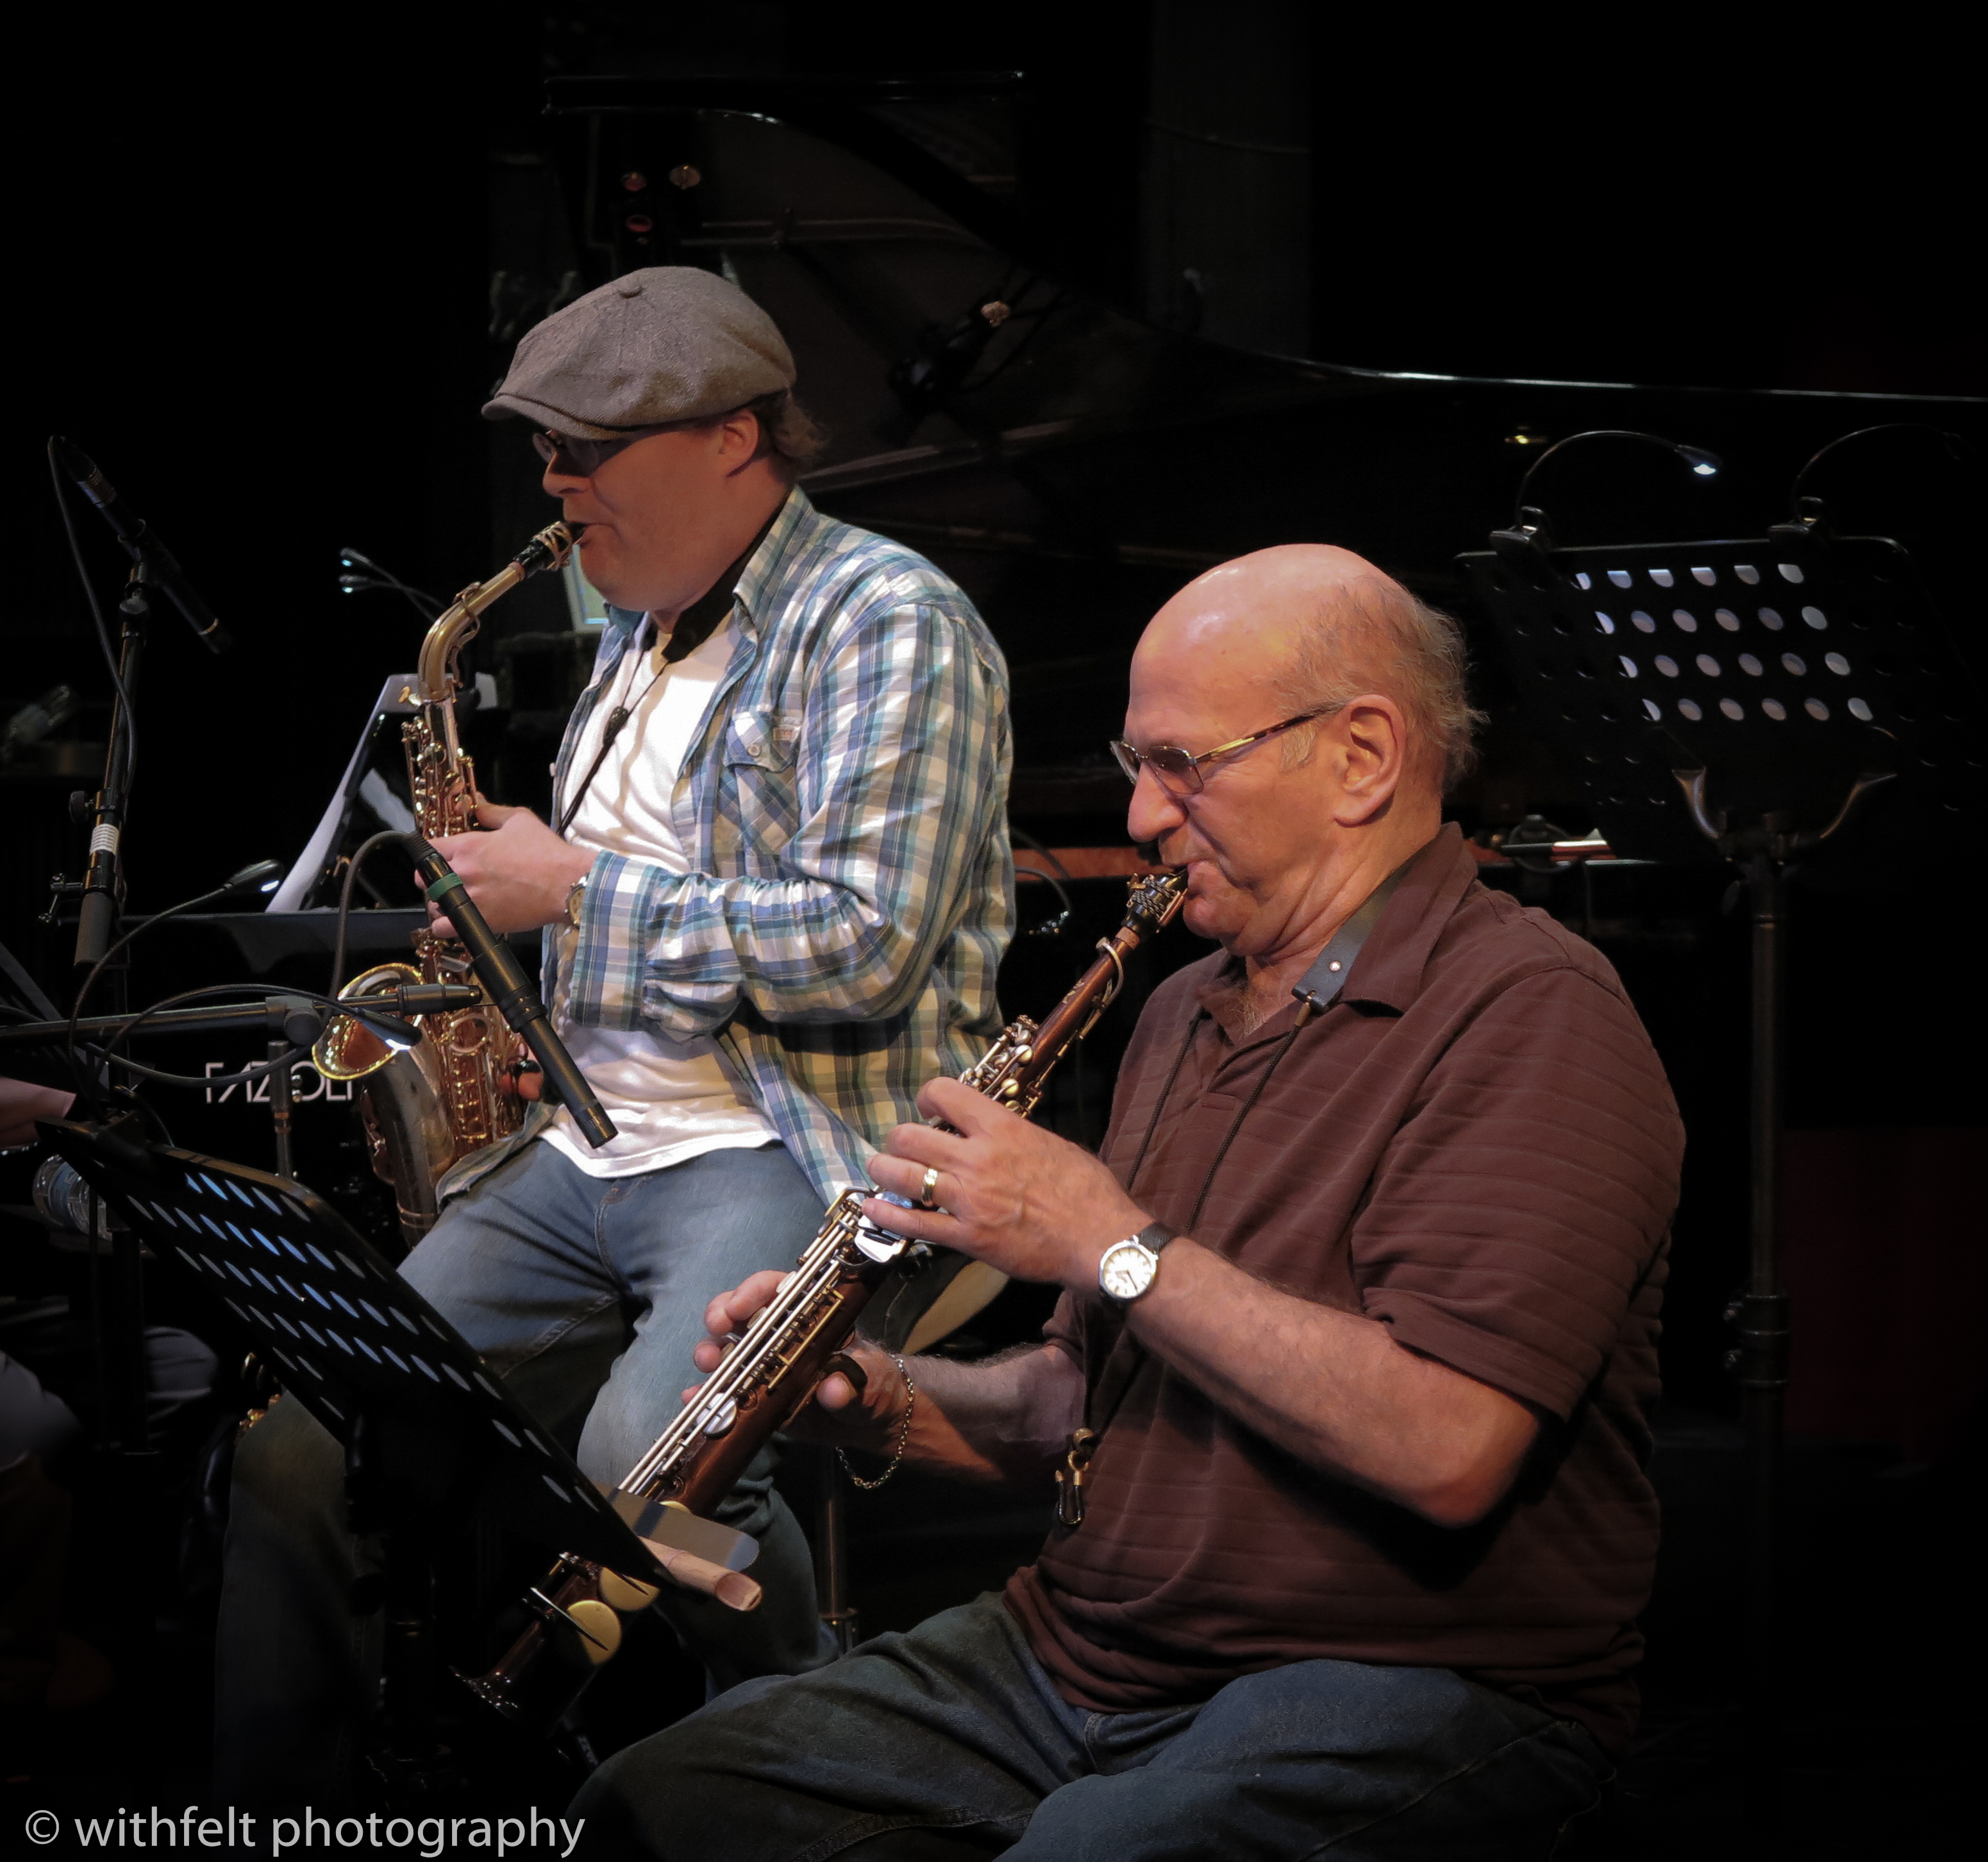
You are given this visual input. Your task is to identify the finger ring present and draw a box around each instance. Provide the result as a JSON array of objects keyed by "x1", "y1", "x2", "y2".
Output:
[{"x1": 917, "y1": 1165, "x2": 942, "y2": 1209}]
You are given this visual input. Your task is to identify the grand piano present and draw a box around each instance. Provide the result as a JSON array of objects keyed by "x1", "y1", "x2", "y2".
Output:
[{"x1": 459, "y1": 76, "x2": 1986, "y2": 853}]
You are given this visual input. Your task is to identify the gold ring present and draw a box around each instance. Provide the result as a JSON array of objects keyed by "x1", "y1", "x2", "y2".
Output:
[{"x1": 918, "y1": 1166, "x2": 942, "y2": 1209}]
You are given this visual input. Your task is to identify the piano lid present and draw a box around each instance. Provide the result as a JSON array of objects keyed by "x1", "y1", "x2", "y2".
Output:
[{"x1": 490, "y1": 79, "x2": 1985, "y2": 836}]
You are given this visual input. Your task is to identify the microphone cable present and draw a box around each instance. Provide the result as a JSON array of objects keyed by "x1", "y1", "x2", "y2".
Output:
[
  {"x1": 89, "y1": 981, "x2": 419, "y2": 1094},
  {"x1": 330, "y1": 829, "x2": 417, "y2": 1000},
  {"x1": 65, "y1": 859, "x2": 287, "y2": 1111}
]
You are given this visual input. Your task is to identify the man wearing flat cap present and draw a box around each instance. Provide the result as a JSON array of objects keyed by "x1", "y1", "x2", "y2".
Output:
[{"x1": 216, "y1": 269, "x2": 1015, "y2": 1808}]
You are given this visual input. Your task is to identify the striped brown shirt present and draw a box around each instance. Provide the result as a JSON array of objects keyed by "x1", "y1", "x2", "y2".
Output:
[{"x1": 1003, "y1": 825, "x2": 1682, "y2": 1753}]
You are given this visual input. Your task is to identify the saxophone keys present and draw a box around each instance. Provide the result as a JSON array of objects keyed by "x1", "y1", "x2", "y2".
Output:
[
  {"x1": 524, "y1": 1590, "x2": 622, "y2": 1668},
  {"x1": 597, "y1": 1569, "x2": 659, "y2": 1613}
]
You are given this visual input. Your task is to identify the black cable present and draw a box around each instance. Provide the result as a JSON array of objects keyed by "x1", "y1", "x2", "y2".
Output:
[
  {"x1": 1186, "y1": 1022, "x2": 1305, "y2": 1235},
  {"x1": 65, "y1": 884, "x2": 230, "y2": 1110},
  {"x1": 47, "y1": 438, "x2": 137, "y2": 789},
  {"x1": 97, "y1": 981, "x2": 410, "y2": 1090},
  {"x1": 1124, "y1": 1011, "x2": 1205, "y2": 1194},
  {"x1": 331, "y1": 830, "x2": 414, "y2": 996},
  {"x1": 1009, "y1": 828, "x2": 1074, "y2": 937},
  {"x1": 106, "y1": 1046, "x2": 306, "y2": 1091},
  {"x1": 337, "y1": 546, "x2": 443, "y2": 621},
  {"x1": 65, "y1": 858, "x2": 288, "y2": 1102},
  {"x1": 1789, "y1": 423, "x2": 1969, "y2": 507},
  {"x1": 99, "y1": 984, "x2": 306, "y2": 1089}
]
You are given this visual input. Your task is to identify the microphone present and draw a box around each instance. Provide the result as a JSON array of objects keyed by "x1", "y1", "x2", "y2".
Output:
[
  {"x1": 335, "y1": 980, "x2": 487, "y2": 1048},
  {"x1": 53, "y1": 437, "x2": 231, "y2": 655},
  {"x1": 398, "y1": 836, "x2": 617, "y2": 1150},
  {"x1": 376, "y1": 982, "x2": 483, "y2": 1016}
]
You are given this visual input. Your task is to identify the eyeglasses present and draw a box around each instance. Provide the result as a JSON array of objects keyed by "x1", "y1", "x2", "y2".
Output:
[
  {"x1": 531, "y1": 423, "x2": 685, "y2": 478},
  {"x1": 1109, "y1": 708, "x2": 1333, "y2": 796}
]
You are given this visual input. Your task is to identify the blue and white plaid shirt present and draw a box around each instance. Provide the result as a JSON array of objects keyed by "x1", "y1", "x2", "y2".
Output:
[{"x1": 446, "y1": 488, "x2": 1014, "y2": 1204}]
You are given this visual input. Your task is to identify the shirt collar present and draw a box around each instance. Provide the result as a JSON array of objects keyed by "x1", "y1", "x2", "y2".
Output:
[{"x1": 732, "y1": 486, "x2": 821, "y2": 637}]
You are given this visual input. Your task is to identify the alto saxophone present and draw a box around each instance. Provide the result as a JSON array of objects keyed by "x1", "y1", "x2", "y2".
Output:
[
  {"x1": 314, "y1": 523, "x2": 576, "y2": 1245},
  {"x1": 464, "y1": 868, "x2": 1188, "y2": 1732}
]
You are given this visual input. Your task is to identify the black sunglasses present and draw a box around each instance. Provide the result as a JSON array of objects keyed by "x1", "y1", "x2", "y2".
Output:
[{"x1": 531, "y1": 423, "x2": 689, "y2": 478}]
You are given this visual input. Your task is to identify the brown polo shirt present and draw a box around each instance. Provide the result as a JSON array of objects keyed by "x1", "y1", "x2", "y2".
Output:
[{"x1": 1003, "y1": 825, "x2": 1682, "y2": 1754}]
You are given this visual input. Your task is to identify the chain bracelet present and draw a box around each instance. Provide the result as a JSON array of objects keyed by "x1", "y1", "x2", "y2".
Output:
[{"x1": 837, "y1": 1354, "x2": 915, "y2": 1491}]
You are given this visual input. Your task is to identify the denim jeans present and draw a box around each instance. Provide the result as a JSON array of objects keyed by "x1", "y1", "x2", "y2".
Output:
[
  {"x1": 214, "y1": 1138, "x2": 836, "y2": 1812},
  {"x1": 574, "y1": 1594, "x2": 1610, "y2": 1861}
]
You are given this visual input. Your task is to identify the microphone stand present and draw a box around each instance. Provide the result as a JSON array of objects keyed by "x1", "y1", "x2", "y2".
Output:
[
  {"x1": 46, "y1": 437, "x2": 231, "y2": 974},
  {"x1": 58, "y1": 564, "x2": 158, "y2": 1475},
  {"x1": 70, "y1": 563, "x2": 151, "y2": 974}
]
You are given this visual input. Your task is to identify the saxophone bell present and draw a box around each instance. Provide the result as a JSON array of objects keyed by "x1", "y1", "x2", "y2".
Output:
[{"x1": 311, "y1": 962, "x2": 426, "y2": 1081}]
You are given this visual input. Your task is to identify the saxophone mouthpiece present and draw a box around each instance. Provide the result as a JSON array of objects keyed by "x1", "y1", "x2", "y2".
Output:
[{"x1": 520, "y1": 521, "x2": 580, "y2": 574}]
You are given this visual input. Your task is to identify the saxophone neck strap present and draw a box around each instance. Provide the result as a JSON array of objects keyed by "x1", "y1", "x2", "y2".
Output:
[{"x1": 1289, "y1": 864, "x2": 1407, "y2": 1021}]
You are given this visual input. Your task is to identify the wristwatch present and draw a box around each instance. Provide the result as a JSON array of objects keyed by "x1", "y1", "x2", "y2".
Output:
[
  {"x1": 564, "y1": 872, "x2": 589, "y2": 928},
  {"x1": 1098, "y1": 1222, "x2": 1179, "y2": 1304}
]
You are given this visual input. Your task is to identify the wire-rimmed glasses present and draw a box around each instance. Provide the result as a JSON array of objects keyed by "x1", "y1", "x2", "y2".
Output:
[{"x1": 1108, "y1": 708, "x2": 1333, "y2": 796}]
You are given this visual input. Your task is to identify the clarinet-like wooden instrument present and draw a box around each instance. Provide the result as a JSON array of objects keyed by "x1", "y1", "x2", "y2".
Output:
[{"x1": 462, "y1": 869, "x2": 1186, "y2": 1732}]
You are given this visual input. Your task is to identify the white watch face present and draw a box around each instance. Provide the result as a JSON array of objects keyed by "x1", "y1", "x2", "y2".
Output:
[{"x1": 1099, "y1": 1240, "x2": 1157, "y2": 1302}]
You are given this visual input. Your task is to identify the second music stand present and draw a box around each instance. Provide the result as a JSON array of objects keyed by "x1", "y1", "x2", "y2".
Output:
[
  {"x1": 1460, "y1": 487, "x2": 1984, "y2": 1833},
  {"x1": 42, "y1": 1114, "x2": 680, "y2": 1787}
]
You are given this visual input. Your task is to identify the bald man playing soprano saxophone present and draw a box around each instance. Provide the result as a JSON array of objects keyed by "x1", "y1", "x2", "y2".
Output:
[{"x1": 579, "y1": 545, "x2": 1683, "y2": 1861}]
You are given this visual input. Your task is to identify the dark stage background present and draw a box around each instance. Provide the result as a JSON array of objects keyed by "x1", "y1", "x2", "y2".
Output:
[{"x1": 3, "y1": 6, "x2": 1982, "y2": 1853}]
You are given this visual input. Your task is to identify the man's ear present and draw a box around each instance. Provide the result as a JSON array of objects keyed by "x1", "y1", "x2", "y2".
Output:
[
  {"x1": 1329, "y1": 696, "x2": 1407, "y2": 826},
  {"x1": 716, "y1": 409, "x2": 763, "y2": 466}
]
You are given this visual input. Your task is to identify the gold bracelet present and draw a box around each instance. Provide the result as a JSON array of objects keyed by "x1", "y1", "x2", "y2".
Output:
[{"x1": 837, "y1": 1354, "x2": 915, "y2": 1491}]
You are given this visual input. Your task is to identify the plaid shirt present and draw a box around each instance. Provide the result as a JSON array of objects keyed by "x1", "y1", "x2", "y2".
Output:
[{"x1": 444, "y1": 489, "x2": 1014, "y2": 1205}]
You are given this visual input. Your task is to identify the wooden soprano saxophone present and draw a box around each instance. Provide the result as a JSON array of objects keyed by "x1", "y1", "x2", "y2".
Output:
[
  {"x1": 313, "y1": 523, "x2": 576, "y2": 1245},
  {"x1": 463, "y1": 868, "x2": 1187, "y2": 1732}
]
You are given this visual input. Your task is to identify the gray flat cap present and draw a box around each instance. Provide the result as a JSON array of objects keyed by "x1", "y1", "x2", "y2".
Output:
[{"x1": 483, "y1": 267, "x2": 796, "y2": 438}]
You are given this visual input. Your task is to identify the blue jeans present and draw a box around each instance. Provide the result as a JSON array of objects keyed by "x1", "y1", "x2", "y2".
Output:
[
  {"x1": 574, "y1": 1595, "x2": 1609, "y2": 1860},
  {"x1": 215, "y1": 1139, "x2": 835, "y2": 1811}
]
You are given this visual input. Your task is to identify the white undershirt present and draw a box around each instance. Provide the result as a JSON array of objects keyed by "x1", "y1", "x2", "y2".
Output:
[{"x1": 540, "y1": 616, "x2": 777, "y2": 1178}]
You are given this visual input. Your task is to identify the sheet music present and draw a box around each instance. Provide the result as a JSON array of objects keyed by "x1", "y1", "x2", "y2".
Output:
[{"x1": 263, "y1": 675, "x2": 417, "y2": 912}]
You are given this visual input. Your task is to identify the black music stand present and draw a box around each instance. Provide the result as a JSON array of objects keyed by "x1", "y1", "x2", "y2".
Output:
[
  {"x1": 1460, "y1": 499, "x2": 1983, "y2": 1833},
  {"x1": 40, "y1": 1114, "x2": 676, "y2": 1791}
]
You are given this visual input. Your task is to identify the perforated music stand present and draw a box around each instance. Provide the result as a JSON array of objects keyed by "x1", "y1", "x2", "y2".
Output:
[
  {"x1": 1458, "y1": 513, "x2": 1981, "y2": 860},
  {"x1": 1460, "y1": 505, "x2": 1983, "y2": 1832},
  {"x1": 40, "y1": 1116, "x2": 674, "y2": 1785}
]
